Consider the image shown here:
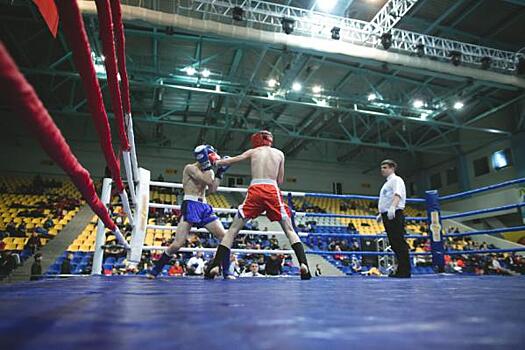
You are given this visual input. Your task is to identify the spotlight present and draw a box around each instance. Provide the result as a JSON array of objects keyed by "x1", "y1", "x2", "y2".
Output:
[
  {"x1": 453, "y1": 101, "x2": 464, "y2": 110},
  {"x1": 367, "y1": 93, "x2": 377, "y2": 101},
  {"x1": 480, "y1": 56, "x2": 492, "y2": 70},
  {"x1": 267, "y1": 78, "x2": 278, "y2": 88},
  {"x1": 413, "y1": 99, "x2": 424, "y2": 109},
  {"x1": 201, "y1": 68, "x2": 211, "y2": 78},
  {"x1": 449, "y1": 51, "x2": 461, "y2": 66},
  {"x1": 232, "y1": 6, "x2": 244, "y2": 21},
  {"x1": 317, "y1": 0, "x2": 337, "y2": 12},
  {"x1": 331, "y1": 26, "x2": 340, "y2": 40},
  {"x1": 292, "y1": 82, "x2": 302, "y2": 92},
  {"x1": 518, "y1": 57, "x2": 525, "y2": 76},
  {"x1": 312, "y1": 85, "x2": 322, "y2": 94},
  {"x1": 281, "y1": 17, "x2": 295, "y2": 35},
  {"x1": 415, "y1": 44, "x2": 425, "y2": 57},
  {"x1": 380, "y1": 32, "x2": 392, "y2": 50},
  {"x1": 185, "y1": 66, "x2": 196, "y2": 76}
]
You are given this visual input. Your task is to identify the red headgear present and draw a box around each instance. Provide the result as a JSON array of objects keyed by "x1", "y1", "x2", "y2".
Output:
[{"x1": 250, "y1": 130, "x2": 273, "y2": 148}]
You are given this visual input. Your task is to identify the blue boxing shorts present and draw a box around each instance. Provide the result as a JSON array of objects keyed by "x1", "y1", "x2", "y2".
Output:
[{"x1": 180, "y1": 199, "x2": 218, "y2": 228}]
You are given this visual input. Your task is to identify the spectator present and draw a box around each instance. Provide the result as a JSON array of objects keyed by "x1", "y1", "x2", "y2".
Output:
[
  {"x1": 30, "y1": 253, "x2": 42, "y2": 281},
  {"x1": 186, "y1": 252, "x2": 205, "y2": 276},
  {"x1": 228, "y1": 254, "x2": 241, "y2": 277},
  {"x1": 351, "y1": 255, "x2": 362, "y2": 273},
  {"x1": 264, "y1": 254, "x2": 283, "y2": 276},
  {"x1": 314, "y1": 264, "x2": 322, "y2": 276},
  {"x1": 168, "y1": 260, "x2": 184, "y2": 276},
  {"x1": 241, "y1": 262, "x2": 263, "y2": 277},
  {"x1": 43, "y1": 217, "x2": 54, "y2": 230},
  {"x1": 0, "y1": 251, "x2": 18, "y2": 280},
  {"x1": 269, "y1": 235, "x2": 279, "y2": 249},
  {"x1": 347, "y1": 222, "x2": 357, "y2": 232},
  {"x1": 61, "y1": 253, "x2": 73, "y2": 275},
  {"x1": 24, "y1": 230, "x2": 42, "y2": 254}
]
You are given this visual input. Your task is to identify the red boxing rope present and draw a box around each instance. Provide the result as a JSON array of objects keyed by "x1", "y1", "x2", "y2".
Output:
[
  {"x1": 54, "y1": 0, "x2": 124, "y2": 193},
  {"x1": 95, "y1": 0, "x2": 130, "y2": 151},
  {"x1": 110, "y1": 0, "x2": 132, "y2": 117},
  {"x1": 0, "y1": 43, "x2": 116, "y2": 232}
]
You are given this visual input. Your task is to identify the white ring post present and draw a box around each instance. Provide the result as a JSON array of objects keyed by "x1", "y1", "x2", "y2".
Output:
[
  {"x1": 128, "y1": 168, "x2": 150, "y2": 266},
  {"x1": 126, "y1": 113, "x2": 140, "y2": 181},
  {"x1": 141, "y1": 246, "x2": 295, "y2": 255},
  {"x1": 122, "y1": 150, "x2": 136, "y2": 203},
  {"x1": 92, "y1": 178, "x2": 113, "y2": 275},
  {"x1": 145, "y1": 225, "x2": 308, "y2": 237}
]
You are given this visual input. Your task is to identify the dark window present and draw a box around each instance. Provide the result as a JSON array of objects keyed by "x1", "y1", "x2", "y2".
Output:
[
  {"x1": 409, "y1": 182, "x2": 417, "y2": 196},
  {"x1": 332, "y1": 182, "x2": 342, "y2": 194},
  {"x1": 492, "y1": 148, "x2": 513, "y2": 170},
  {"x1": 446, "y1": 167, "x2": 458, "y2": 185},
  {"x1": 430, "y1": 173, "x2": 442, "y2": 189},
  {"x1": 473, "y1": 157, "x2": 490, "y2": 176}
]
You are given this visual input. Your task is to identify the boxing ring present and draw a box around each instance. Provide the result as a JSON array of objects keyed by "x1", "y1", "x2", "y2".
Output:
[
  {"x1": 1, "y1": 2, "x2": 525, "y2": 348},
  {"x1": 88, "y1": 170, "x2": 525, "y2": 278}
]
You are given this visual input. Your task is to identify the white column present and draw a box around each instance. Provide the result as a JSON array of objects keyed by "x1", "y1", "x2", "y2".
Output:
[
  {"x1": 91, "y1": 178, "x2": 113, "y2": 275},
  {"x1": 128, "y1": 168, "x2": 151, "y2": 266}
]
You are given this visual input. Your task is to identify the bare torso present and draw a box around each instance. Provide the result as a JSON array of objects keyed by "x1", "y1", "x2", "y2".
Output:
[
  {"x1": 182, "y1": 163, "x2": 209, "y2": 197},
  {"x1": 250, "y1": 147, "x2": 284, "y2": 181}
]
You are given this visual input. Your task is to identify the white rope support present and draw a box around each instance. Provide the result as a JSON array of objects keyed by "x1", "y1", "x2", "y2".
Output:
[
  {"x1": 122, "y1": 150, "x2": 137, "y2": 203},
  {"x1": 112, "y1": 226, "x2": 130, "y2": 249},
  {"x1": 119, "y1": 190, "x2": 135, "y2": 226},
  {"x1": 142, "y1": 246, "x2": 294, "y2": 255},
  {"x1": 145, "y1": 224, "x2": 308, "y2": 237},
  {"x1": 126, "y1": 113, "x2": 140, "y2": 181},
  {"x1": 148, "y1": 202, "x2": 238, "y2": 214},
  {"x1": 149, "y1": 181, "x2": 306, "y2": 197}
]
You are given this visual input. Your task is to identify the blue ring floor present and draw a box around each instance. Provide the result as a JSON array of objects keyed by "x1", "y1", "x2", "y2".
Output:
[{"x1": 1, "y1": 275, "x2": 524, "y2": 350}]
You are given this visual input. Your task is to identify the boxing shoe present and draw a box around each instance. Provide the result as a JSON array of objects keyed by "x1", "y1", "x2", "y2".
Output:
[
  {"x1": 388, "y1": 271, "x2": 411, "y2": 278},
  {"x1": 204, "y1": 265, "x2": 220, "y2": 279},
  {"x1": 300, "y1": 263, "x2": 312, "y2": 280}
]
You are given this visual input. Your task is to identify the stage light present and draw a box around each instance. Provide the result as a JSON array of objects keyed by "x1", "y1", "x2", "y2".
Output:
[
  {"x1": 331, "y1": 26, "x2": 340, "y2": 40},
  {"x1": 381, "y1": 32, "x2": 392, "y2": 50},
  {"x1": 268, "y1": 79, "x2": 277, "y2": 88},
  {"x1": 185, "y1": 66, "x2": 196, "y2": 76},
  {"x1": 281, "y1": 17, "x2": 295, "y2": 35},
  {"x1": 449, "y1": 51, "x2": 461, "y2": 66},
  {"x1": 481, "y1": 56, "x2": 492, "y2": 70},
  {"x1": 317, "y1": 0, "x2": 337, "y2": 12},
  {"x1": 413, "y1": 99, "x2": 424, "y2": 108},
  {"x1": 453, "y1": 101, "x2": 464, "y2": 110},
  {"x1": 232, "y1": 6, "x2": 244, "y2": 21},
  {"x1": 367, "y1": 93, "x2": 377, "y2": 101},
  {"x1": 201, "y1": 69, "x2": 211, "y2": 78},
  {"x1": 415, "y1": 44, "x2": 425, "y2": 57},
  {"x1": 312, "y1": 85, "x2": 322, "y2": 94},
  {"x1": 292, "y1": 82, "x2": 302, "y2": 92},
  {"x1": 517, "y1": 57, "x2": 525, "y2": 76}
]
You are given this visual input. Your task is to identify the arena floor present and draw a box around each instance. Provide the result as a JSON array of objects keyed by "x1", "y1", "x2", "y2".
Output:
[{"x1": 1, "y1": 275, "x2": 524, "y2": 350}]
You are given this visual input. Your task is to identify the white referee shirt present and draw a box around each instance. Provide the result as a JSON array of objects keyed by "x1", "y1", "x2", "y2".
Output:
[{"x1": 378, "y1": 173, "x2": 406, "y2": 213}]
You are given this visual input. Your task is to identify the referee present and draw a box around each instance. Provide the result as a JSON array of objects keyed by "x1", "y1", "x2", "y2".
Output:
[{"x1": 376, "y1": 159, "x2": 411, "y2": 278}]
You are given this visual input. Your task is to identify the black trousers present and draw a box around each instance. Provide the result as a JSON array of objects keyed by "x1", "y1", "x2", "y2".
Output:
[{"x1": 382, "y1": 210, "x2": 411, "y2": 274}]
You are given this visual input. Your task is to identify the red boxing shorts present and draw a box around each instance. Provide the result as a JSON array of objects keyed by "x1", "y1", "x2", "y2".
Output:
[{"x1": 238, "y1": 179, "x2": 291, "y2": 222}]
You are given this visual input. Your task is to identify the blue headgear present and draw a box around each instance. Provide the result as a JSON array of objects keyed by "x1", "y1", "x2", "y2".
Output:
[{"x1": 193, "y1": 145, "x2": 218, "y2": 170}]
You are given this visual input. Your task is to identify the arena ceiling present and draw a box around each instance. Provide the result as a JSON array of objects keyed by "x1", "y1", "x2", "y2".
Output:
[{"x1": 0, "y1": 0, "x2": 524, "y2": 164}]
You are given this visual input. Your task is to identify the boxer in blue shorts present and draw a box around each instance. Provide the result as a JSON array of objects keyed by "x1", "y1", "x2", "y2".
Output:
[{"x1": 147, "y1": 144, "x2": 232, "y2": 279}]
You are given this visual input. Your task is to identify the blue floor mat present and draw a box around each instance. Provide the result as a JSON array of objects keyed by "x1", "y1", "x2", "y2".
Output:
[{"x1": 0, "y1": 275, "x2": 524, "y2": 350}]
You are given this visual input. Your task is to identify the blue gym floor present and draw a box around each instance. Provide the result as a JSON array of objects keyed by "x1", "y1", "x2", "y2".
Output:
[{"x1": 1, "y1": 275, "x2": 524, "y2": 350}]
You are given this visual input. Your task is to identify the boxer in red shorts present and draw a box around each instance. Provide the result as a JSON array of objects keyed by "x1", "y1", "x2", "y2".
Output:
[{"x1": 204, "y1": 130, "x2": 311, "y2": 280}]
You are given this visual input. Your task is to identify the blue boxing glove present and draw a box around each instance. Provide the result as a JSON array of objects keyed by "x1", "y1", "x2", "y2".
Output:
[
  {"x1": 193, "y1": 144, "x2": 219, "y2": 171},
  {"x1": 215, "y1": 156, "x2": 231, "y2": 179}
]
